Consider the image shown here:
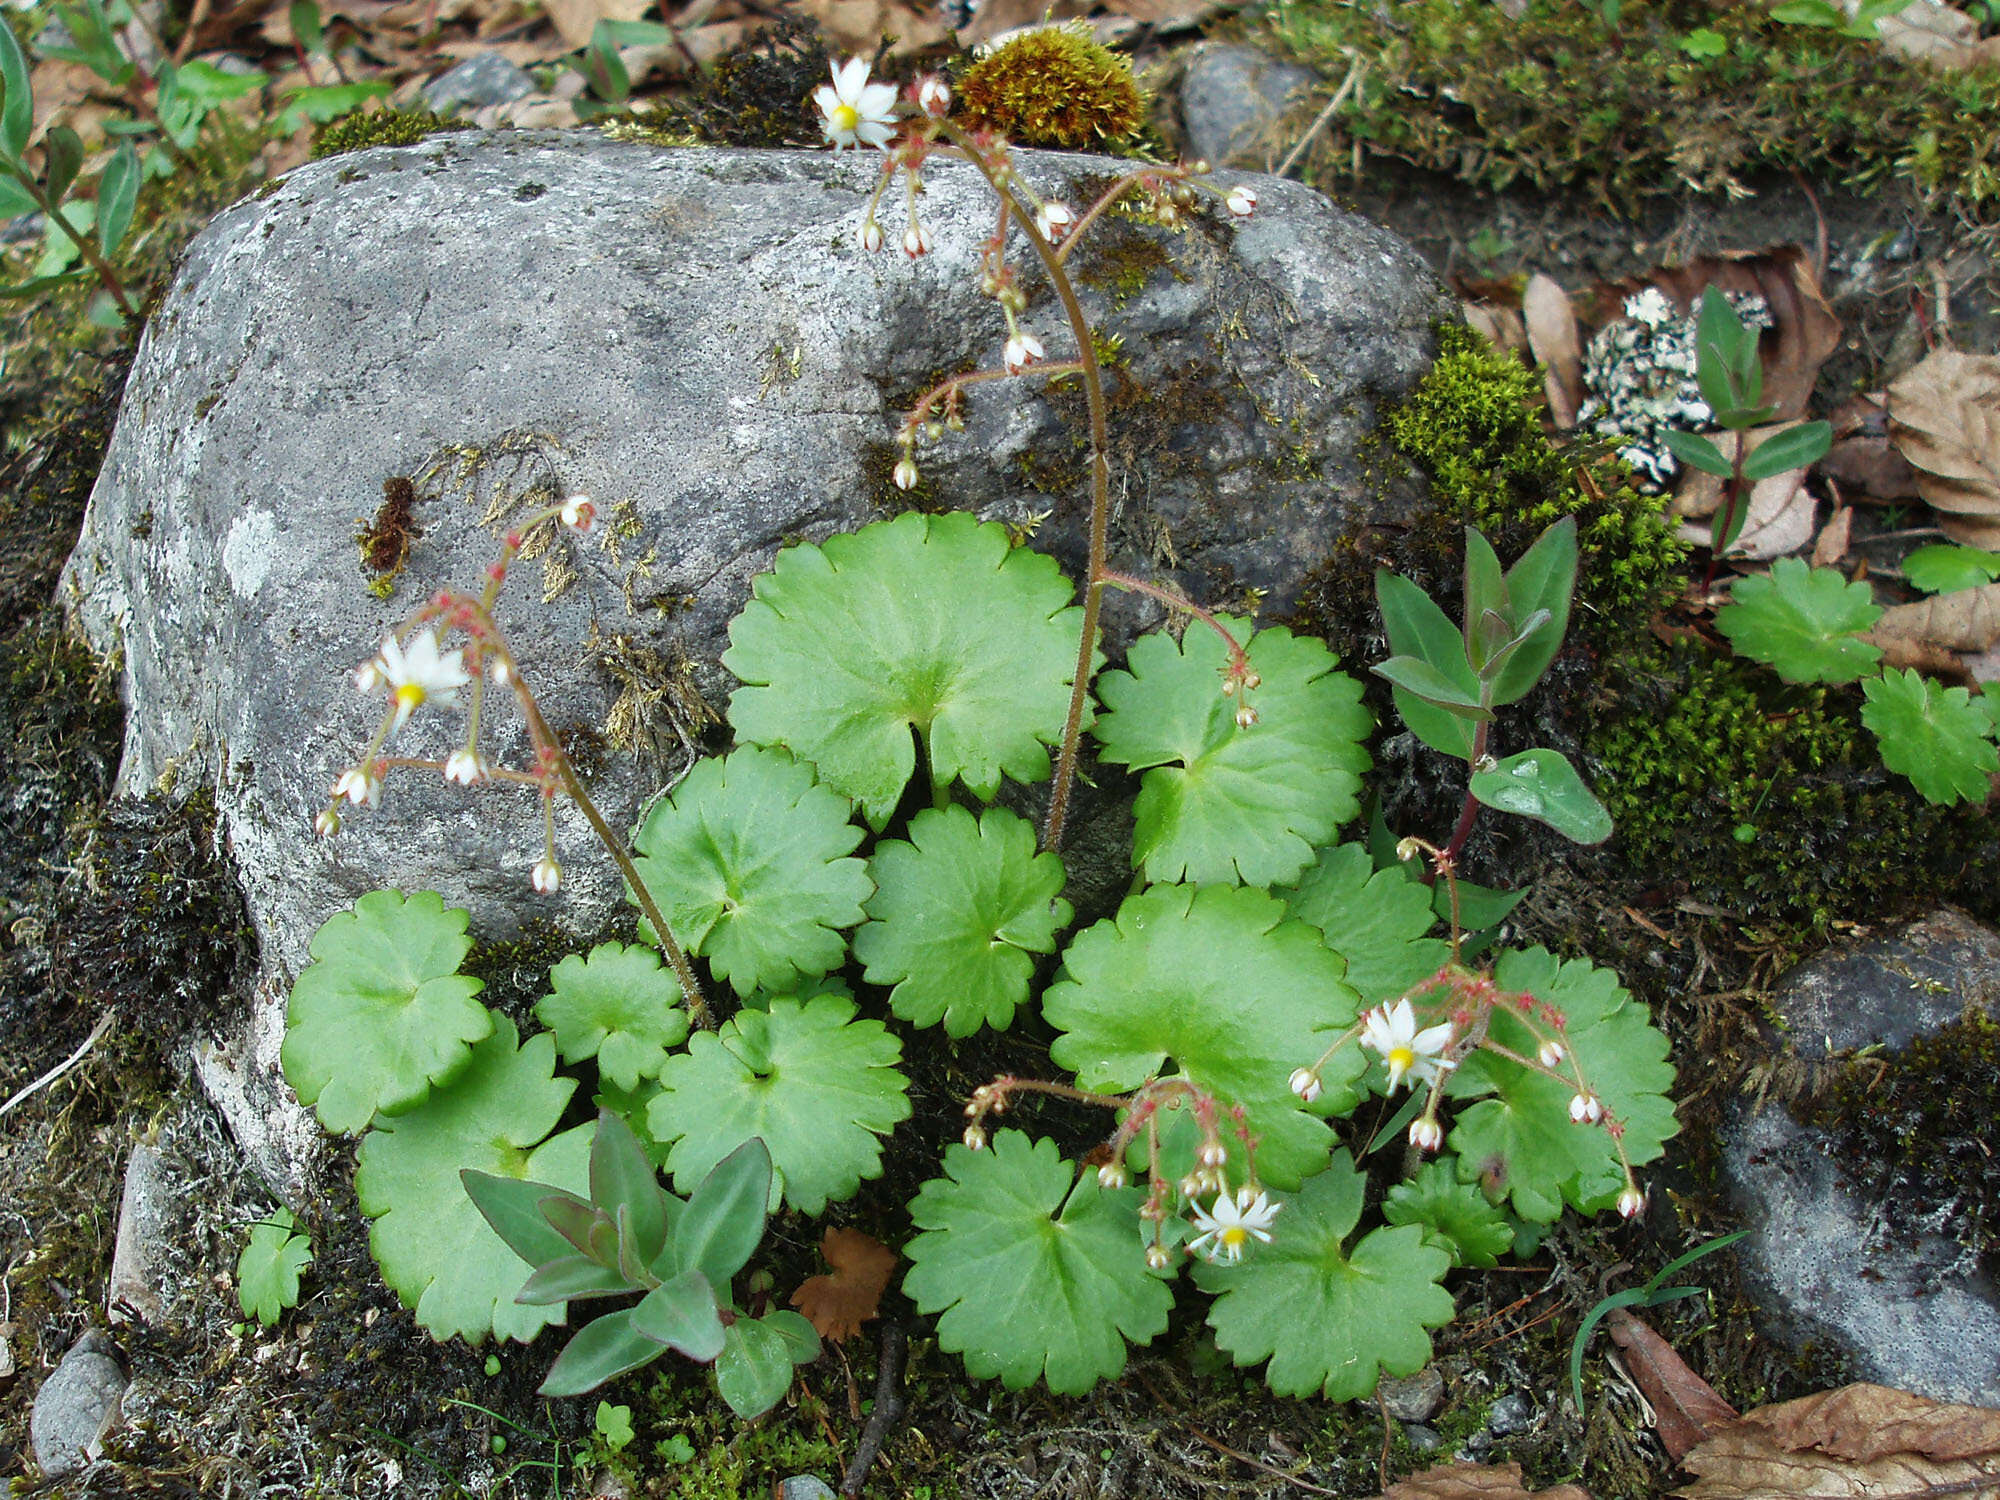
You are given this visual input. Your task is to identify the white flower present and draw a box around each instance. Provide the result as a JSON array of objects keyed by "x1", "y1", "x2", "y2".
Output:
[
  {"x1": 814, "y1": 58, "x2": 898, "y2": 151},
  {"x1": 1570, "y1": 1092, "x2": 1603, "y2": 1124},
  {"x1": 1409, "y1": 1116, "x2": 1444, "y2": 1152},
  {"x1": 893, "y1": 457, "x2": 920, "y2": 491},
  {"x1": 333, "y1": 766, "x2": 381, "y2": 807},
  {"x1": 315, "y1": 809, "x2": 341, "y2": 837},
  {"x1": 531, "y1": 857, "x2": 562, "y2": 894},
  {"x1": 1097, "y1": 1162, "x2": 1129, "y2": 1189},
  {"x1": 560, "y1": 494, "x2": 595, "y2": 531},
  {"x1": 443, "y1": 750, "x2": 488, "y2": 786},
  {"x1": 369, "y1": 631, "x2": 471, "y2": 731},
  {"x1": 1035, "y1": 201, "x2": 1076, "y2": 240},
  {"x1": 1359, "y1": 999, "x2": 1455, "y2": 1093},
  {"x1": 1186, "y1": 1187, "x2": 1280, "y2": 1263},
  {"x1": 1289, "y1": 1067, "x2": 1322, "y2": 1103},
  {"x1": 1226, "y1": 185, "x2": 1258, "y2": 218},
  {"x1": 915, "y1": 75, "x2": 951, "y2": 117},
  {"x1": 1538, "y1": 1040, "x2": 1566, "y2": 1068},
  {"x1": 1003, "y1": 333, "x2": 1045, "y2": 373},
  {"x1": 860, "y1": 218, "x2": 885, "y2": 252},
  {"x1": 1617, "y1": 1186, "x2": 1647, "y2": 1220},
  {"x1": 902, "y1": 222, "x2": 933, "y2": 258}
]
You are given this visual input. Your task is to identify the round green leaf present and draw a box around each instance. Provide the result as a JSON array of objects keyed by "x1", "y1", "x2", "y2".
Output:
[
  {"x1": 534, "y1": 941, "x2": 688, "y2": 1091},
  {"x1": 715, "y1": 1312, "x2": 806, "y2": 1418},
  {"x1": 281, "y1": 889, "x2": 493, "y2": 1135},
  {"x1": 1903, "y1": 544, "x2": 2000, "y2": 595},
  {"x1": 1381, "y1": 1160, "x2": 1513, "y2": 1269},
  {"x1": 237, "y1": 1210, "x2": 312, "y2": 1326},
  {"x1": 645, "y1": 994, "x2": 910, "y2": 1215},
  {"x1": 1044, "y1": 884, "x2": 1362, "y2": 1188},
  {"x1": 852, "y1": 804, "x2": 1071, "y2": 1037},
  {"x1": 1092, "y1": 619, "x2": 1372, "y2": 887},
  {"x1": 722, "y1": 512, "x2": 1088, "y2": 829},
  {"x1": 1714, "y1": 559, "x2": 1884, "y2": 685},
  {"x1": 1443, "y1": 948, "x2": 1677, "y2": 1223},
  {"x1": 355, "y1": 1017, "x2": 592, "y2": 1344},
  {"x1": 1194, "y1": 1151, "x2": 1455, "y2": 1402},
  {"x1": 1469, "y1": 749, "x2": 1612, "y2": 844},
  {"x1": 1280, "y1": 843, "x2": 1449, "y2": 1007},
  {"x1": 904, "y1": 1131, "x2": 1173, "y2": 1394},
  {"x1": 1860, "y1": 668, "x2": 1999, "y2": 805},
  {"x1": 628, "y1": 746, "x2": 871, "y2": 998}
]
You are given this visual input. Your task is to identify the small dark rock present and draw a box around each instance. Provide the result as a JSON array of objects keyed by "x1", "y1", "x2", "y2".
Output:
[
  {"x1": 422, "y1": 52, "x2": 536, "y2": 115},
  {"x1": 1402, "y1": 1423, "x2": 1444, "y2": 1454},
  {"x1": 1178, "y1": 43, "x2": 1319, "y2": 169},
  {"x1": 776, "y1": 1479, "x2": 836, "y2": 1500},
  {"x1": 1377, "y1": 1365, "x2": 1444, "y2": 1422},
  {"x1": 30, "y1": 1333, "x2": 126, "y2": 1480},
  {"x1": 1487, "y1": 1391, "x2": 1534, "y2": 1437}
]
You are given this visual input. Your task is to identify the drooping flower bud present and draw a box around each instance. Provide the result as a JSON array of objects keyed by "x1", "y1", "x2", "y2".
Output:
[
  {"x1": 860, "y1": 219, "x2": 884, "y2": 252},
  {"x1": 1617, "y1": 1186, "x2": 1647, "y2": 1220},
  {"x1": 1409, "y1": 1116, "x2": 1444, "y2": 1152},
  {"x1": 560, "y1": 494, "x2": 595, "y2": 531},
  {"x1": 1145, "y1": 1243, "x2": 1172, "y2": 1271},
  {"x1": 315, "y1": 809, "x2": 341, "y2": 838},
  {"x1": 1036, "y1": 200, "x2": 1076, "y2": 241},
  {"x1": 1003, "y1": 332, "x2": 1045, "y2": 374},
  {"x1": 915, "y1": 75, "x2": 951, "y2": 117},
  {"x1": 1289, "y1": 1067, "x2": 1322, "y2": 1104},
  {"x1": 1570, "y1": 1093, "x2": 1603, "y2": 1124},
  {"x1": 1226, "y1": 185, "x2": 1259, "y2": 219},
  {"x1": 962, "y1": 1125, "x2": 988, "y2": 1151},
  {"x1": 893, "y1": 457, "x2": 920, "y2": 491},
  {"x1": 1098, "y1": 1162, "x2": 1129, "y2": 1189},
  {"x1": 531, "y1": 857, "x2": 562, "y2": 894},
  {"x1": 1538, "y1": 1040, "x2": 1566, "y2": 1068},
  {"x1": 903, "y1": 222, "x2": 933, "y2": 258}
]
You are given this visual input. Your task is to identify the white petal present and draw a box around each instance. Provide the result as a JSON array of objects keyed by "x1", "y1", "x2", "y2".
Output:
[
  {"x1": 1413, "y1": 1021, "x2": 1455, "y2": 1056},
  {"x1": 859, "y1": 81, "x2": 898, "y2": 117},
  {"x1": 833, "y1": 57, "x2": 869, "y2": 100}
]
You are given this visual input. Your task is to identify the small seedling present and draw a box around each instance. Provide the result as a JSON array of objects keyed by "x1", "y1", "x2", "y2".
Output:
[{"x1": 237, "y1": 1209, "x2": 313, "y2": 1325}]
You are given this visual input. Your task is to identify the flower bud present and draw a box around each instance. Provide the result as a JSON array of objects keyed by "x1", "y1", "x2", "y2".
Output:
[
  {"x1": 334, "y1": 767, "x2": 381, "y2": 807},
  {"x1": 1235, "y1": 704, "x2": 1258, "y2": 729},
  {"x1": 1409, "y1": 1116, "x2": 1444, "y2": 1153},
  {"x1": 1289, "y1": 1067, "x2": 1322, "y2": 1104},
  {"x1": 893, "y1": 457, "x2": 920, "y2": 491},
  {"x1": 1569, "y1": 1093, "x2": 1603, "y2": 1124},
  {"x1": 1617, "y1": 1186, "x2": 1647, "y2": 1220},
  {"x1": 1197, "y1": 1140, "x2": 1228, "y2": 1169},
  {"x1": 1003, "y1": 333, "x2": 1045, "y2": 374},
  {"x1": 916, "y1": 75, "x2": 951, "y2": 117},
  {"x1": 902, "y1": 222, "x2": 933, "y2": 258},
  {"x1": 1098, "y1": 1162, "x2": 1129, "y2": 1189},
  {"x1": 560, "y1": 494, "x2": 595, "y2": 531},
  {"x1": 1035, "y1": 201, "x2": 1076, "y2": 240},
  {"x1": 1395, "y1": 836, "x2": 1424, "y2": 863},
  {"x1": 1226, "y1": 185, "x2": 1258, "y2": 219},
  {"x1": 962, "y1": 1125, "x2": 987, "y2": 1151},
  {"x1": 353, "y1": 659, "x2": 384, "y2": 693},
  {"x1": 1538, "y1": 1040, "x2": 1566, "y2": 1068},
  {"x1": 491, "y1": 657, "x2": 514, "y2": 687},
  {"x1": 1145, "y1": 1243, "x2": 1172, "y2": 1271},
  {"x1": 444, "y1": 750, "x2": 488, "y2": 787},
  {"x1": 315, "y1": 809, "x2": 341, "y2": 838},
  {"x1": 860, "y1": 219, "x2": 885, "y2": 253},
  {"x1": 1178, "y1": 1174, "x2": 1205, "y2": 1199},
  {"x1": 531, "y1": 857, "x2": 562, "y2": 894}
]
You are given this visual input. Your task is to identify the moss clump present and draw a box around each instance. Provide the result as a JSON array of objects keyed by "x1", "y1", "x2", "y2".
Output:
[
  {"x1": 956, "y1": 23, "x2": 1146, "y2": 151},
  {"x1": 1270, "y1": 0, "x2": 2000, "y2": 212},
  {"x1": 1589, "y1": 643, "x2": 1988, "y2": 929},
  {"x1": 311, "y1": 108, "x2": 469, "y2": 158},
  {"x1": 1808, "y1": 1007, "x2": 2000, "y2": 1269}
]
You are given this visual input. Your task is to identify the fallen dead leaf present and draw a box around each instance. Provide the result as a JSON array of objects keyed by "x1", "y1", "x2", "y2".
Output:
[
  {"x1": 1874, "y1": 0, "x2": 2000, "y2": 68},
  {"x1": 803, "y1": 0, "x2": 949, "y2": 55},
  {"x1": 1821, "y1": 433, "x2": 1921, "y2": 502},
  {"x1": 1868, "y1": 581, "x2": 2000, "y2": 655},
  {"x1": 790, "y1": 1227, "x2": 897, "y2": 1342},
  {"x1": 1673, "y1": 425, "x2": 1819, "y2": 561},
  {"x1": 1811, "y1": 505, "x2": 1853, "y2": 568},
  {"x1": 956, "y1": 0, "x2": 1223, "y2": 47},
  {"x1": 1463, "y1": 301, "x2": 1529, "y2": 360},
  {"x1": 1677, "y1": 1383, "x2": 2000, "y2": 1498},
  {"x1": 1887, "y1": 348, "x2": 2000, "y2": 549},
  {"x1": 1606, "y1": 1309, "x2": 1738, "y2": 1464},
  {"x1": 1524, "y1": 272, "x2": 1583, "y2": 430},
  {"x1": 1377, "y1": 1461, "x2": 1594, "y2": 1500}
]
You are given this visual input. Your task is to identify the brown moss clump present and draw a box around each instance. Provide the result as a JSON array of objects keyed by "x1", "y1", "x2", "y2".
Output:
[
  {"x1": 310, "y1": 108, "x2": 469, "y2": 159},
  {"x1": 956, "y1": 25, "x2": 1146, "y2": 151}
]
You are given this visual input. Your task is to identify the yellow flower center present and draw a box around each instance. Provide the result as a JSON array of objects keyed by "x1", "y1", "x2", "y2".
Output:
[
  {"x1": 1221, "y1": 1226, "x2": 1248, "y2": 1248},
  {"x1": 1389, "y1": 1046, "x2": 1416, "y2": 1073},
  {"x1": 395, "y1": 683, "x2": 426, "y2": 712},
  {"x1": 831, "y1": 103, "x2": 861, "y2": 134}
]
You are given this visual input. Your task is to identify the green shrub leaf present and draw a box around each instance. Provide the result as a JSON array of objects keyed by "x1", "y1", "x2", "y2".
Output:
[
  {"x1": 722, "y1": 512, "x2": 1087, "y2": 828},
  {"x1": 1376, "y1": 570, "x2": 1478, "y2": 759},
  {"x1": 646, "y1": 995, "x2": 910, "y2": 1214},
  {"x1": 1194, "y1": 1151, "x2": 1455, "y2": 1402},
  {"x1": 237, "y1": 1209, "x2": 312, "y2": 1326},
  {"x1": 628, "y1": 747, "x2": 871, "y2": 998},
  {"x1": 853, "y1": 804, "x2": 1071, "y2": 1037},
  {"x1": 1861, "y1": 668, "x2": 1999, "y2": 805},
  {"x1": 1443, "y1": 949, "x2": 1677, "y2": 1222},
  {"x1": 538, "y1": 1307, "x2": 667, "y2": 1396},
  {"x1": 1714, "y1": 559, "x2": 1883, "y2": 684},
  {"x1": 281, "y1": 889, "x2": 493, "y2": 1135},
  {"x1": 1092, "y1": 619, "x2": 1372, "y2": 887},
  {"x1": 1279, "y1": 843, "x2": 1448, "y2": 1007},
  {"x1": 904, "y1": 1132, "x2": 1173, "y2": 1394},
  {"x1": 355, "y1": 1017, "x2": 592, "y2": 1343},
  {"x1": 1469, "y1": 749, "x2": 1612, "y2": 844},
  {"x1": 1903, "y1": 544, "x2": 2000, "y2": 595},
  {"x1": 630, "y1": 1268, "x2": 726, "y2": 1362},
  {"x1": 535, "y1": 941, "x2": 688, "y2": 1091},
  {"x1": 1044, "y1": 884, "x2": 1361, "y2": 1188},
  {"x1": 715, "y1": 1311, "x2": 819, "y2": 1418},
  {"x1": 666, "y1": 1138, "x2": 771, "y2": 1289},
  {"x1": 1381, "y1": 1161, "x2": 1513, "y2": 1268}
]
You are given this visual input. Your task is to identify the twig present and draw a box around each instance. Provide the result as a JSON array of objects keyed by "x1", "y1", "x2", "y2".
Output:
[
  {"x1": 0, "y1": 1010, "x2": 117, "y2": 1120},
  {"x1": 839, "y1": 1321, "x2": 907, "y2": 1498},
  {"x1": 1274, "y1": 54, "x2": 1366, "y2": 181}
]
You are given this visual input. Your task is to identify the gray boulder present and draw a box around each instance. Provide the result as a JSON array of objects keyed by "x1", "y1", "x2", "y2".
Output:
[
  {"x1": 63, "y1": 133, "x2": 1446, "y2": 1184},
  {"x1": 1179, "y1": 43, "x2": 1321, "y2": 170},
  {"x1": 1722, "y1": 907, "x2": 2000, "y2": 1404},
  {"x1": 30, "y1": 1332, "x2": 126, "y2": 1480}
]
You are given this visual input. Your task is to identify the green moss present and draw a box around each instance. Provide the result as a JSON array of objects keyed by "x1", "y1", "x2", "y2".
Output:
[
  {"x1": 615, "y1": 1363, "x2": 848, "y2": 1499},
  {"x1": 1589, "y1": 642, "x2": 1990, "y2": 930},
  {"x1": 634, "y1": 15, "x2": 834, "y2": 147},
  {"x1": 310, "y1": 108, "x2": 470, "y2": 159},
  {"x1": 1269, "y1": 0, "x2": 2000, "y2": 212},
  {"x1": 956, "y1": 23, "x2": 1147, "y2": 151}
]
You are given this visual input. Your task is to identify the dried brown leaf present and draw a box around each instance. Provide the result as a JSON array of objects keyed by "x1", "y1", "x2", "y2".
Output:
[
  {"x1": 1821, "y1": 434, "x2": 1921, "y2": 502},
  {"x1": 1606, "y1": 1309, "x2": 1738, "y2": 1463},
  {"x1": 1524, "y1": 273, "x2": 1583, "y2": 430},
  {"x1": 1463, "y1": 302, "x2": 1529, "y2": 360},
  {"x1": 1378, "y1": 1461, "x2": 1594, "y2": 1500},
  {"x1": 1811, "y1": 505, "x2": 1853, "y2": 568},
  {"x1": 1869, "y1": 582, "x2": 2000, "y2": 654},
  {"x1": 1875, "y1": 0, "x2": 2000, "y2": 69},
  {"x1": 532, "y1": 0, "x2": 649, "y2": 49},
  {"x1": 1678, "y1": 1384, "x2": 2000, "y2": 1498},
  {"x1": 789, "y1": 1228, "x2": 897, "y2": 1342},
  {"x1": 1888, "y1": 349, "x2": 2000, "y2": 546}
]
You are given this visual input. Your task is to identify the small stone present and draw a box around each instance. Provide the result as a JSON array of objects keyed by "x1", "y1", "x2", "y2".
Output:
[
  {"x1": 106, "y1": 1142, "x2": 169, "y2": 1324},
  {"x1": 1402, "y1": 1423, "x2": 1444, "y2": 1454},
  {"x1": 30, "y1": 1333, "x2": 127, "y2": 1480},
  {"x1": 422, "y1": 52, "x2": 535, "y2": 115},
  {"x1": 1487, "y1": 1392, "x2": 1534, "y2": 1437},
  {"x1": 776, "y1": 1479, "x2": 837, "y2": 1500},
  {"x1": 1178, "y1": 44, "x2": 1319, "y2": 169},
  {"x1": 1377, "y1": 1365, "x2": 1444, "y2": 1422}
]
